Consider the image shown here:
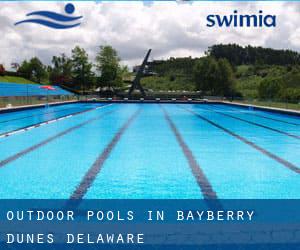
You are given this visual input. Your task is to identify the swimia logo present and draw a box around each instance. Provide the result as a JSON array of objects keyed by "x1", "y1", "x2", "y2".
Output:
[
  {"x1": 15, "y1": 3, "x2": 82, "y2": 29},
  {"x1": 206, "y1": 10, "x2": 276, "y2": 28}
]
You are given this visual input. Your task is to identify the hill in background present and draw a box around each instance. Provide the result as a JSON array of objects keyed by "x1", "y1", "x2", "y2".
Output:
[{"x1": 143, "y1": 44, "x2": 300, "y2": 103}]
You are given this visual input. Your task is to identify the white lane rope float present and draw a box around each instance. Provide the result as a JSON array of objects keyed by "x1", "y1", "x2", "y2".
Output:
[{"x1": 0, "y1": 104, "x2": 113, "y2": 139}]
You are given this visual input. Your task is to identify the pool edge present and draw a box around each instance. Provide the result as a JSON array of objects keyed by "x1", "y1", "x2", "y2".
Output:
[
  {"x1": 1, "y1": 99, "x2": 299, "y2": 117},
  {"x1": 0, "y1": 100, "x2": 79, "y2": 114},
  {"x1": 222, "y1": 101, "x2": 300, "y2": 117}
]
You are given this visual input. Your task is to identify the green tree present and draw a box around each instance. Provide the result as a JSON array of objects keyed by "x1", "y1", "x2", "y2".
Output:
[
  {"x1": 29, "y1": 57, "x2": 47, "y2": 83},
  {"x1": 71, "y1": 46, "x2": 94, "y2": 91},
  {"x1": 215, "y1": 58, "x2": 235, "y2": 96},
  {"x1": 258, "y1": 78, "x2": 283, "y2": 99},
  {"x1": 193, "y1": 57, "x2": 218, "y2": 94},
  {"x1": 95, "y1": 45, "x2": 122, "y2": 88},
  {"x1": 50, "y1": 54, "x2": 73, "y2": 85},
  {"x1": 280, "y1": 88, "x2": 300, "y2": 102},
  {"x1": 18, "y1": 60, "x2": 32, "y2": 79},
  {"x1": 208, "y1": 44, "x2": 300, "y2": 66},
  {"x1": 18, "y1": 58, "x2": 47, "y2": 83},
  {"x1": 194, "y1": 57, "x2": 235, "y2": 96}
]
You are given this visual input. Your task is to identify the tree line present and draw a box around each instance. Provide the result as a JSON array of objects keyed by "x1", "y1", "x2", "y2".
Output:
[
  {"x1": 257, "y1": 67, "x2": 300, "y2": 102},
  {"x1": 147, "y1": 44, "x2": 300, "y2": 101},
  {"x1": 6, "y1": 45, "x2": 127, "y2": 92},
  {"x1": 208, "y1": 44, "x2": 300, "y2": 66},
  {"x1": 148, "y1": 56, "x2": 235, "y2": 96},
  {"x1": 1, "y1": 43, "x2": 299, "y2": 101}
]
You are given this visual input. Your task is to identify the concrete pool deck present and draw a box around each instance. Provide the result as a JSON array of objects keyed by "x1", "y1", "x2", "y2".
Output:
[{"x1": 223, "y1": 101, "x2": 300, "y2": 117}]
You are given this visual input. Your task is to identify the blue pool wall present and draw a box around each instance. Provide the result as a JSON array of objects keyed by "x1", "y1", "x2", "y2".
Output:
[
  {"x1": 81, "y1": 100, "x2": 300, "y2": 117},
  {"x1": 0, "y1": 100, "x2": 299, "y2": 118}
]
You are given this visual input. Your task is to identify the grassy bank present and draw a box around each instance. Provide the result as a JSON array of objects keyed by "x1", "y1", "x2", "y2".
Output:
[
  {"x1": 141, "y1": 76, "x2": 195, "y2": 91},
  {"x1": 235, "y1": 65, "x2": 300, "y2": 100},
  {"x1": 0, "y1": 76, "x2": 37, "y2": 84}
]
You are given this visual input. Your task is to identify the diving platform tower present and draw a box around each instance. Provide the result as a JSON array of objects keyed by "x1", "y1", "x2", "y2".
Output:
[{"x1": 128, "y1": 49, "x2": 152, "y2": 98}]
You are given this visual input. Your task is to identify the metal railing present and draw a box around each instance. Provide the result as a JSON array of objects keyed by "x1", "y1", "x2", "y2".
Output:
[
  {"x1": 230, "y1": 97, "x2": 300, "y2": 111},
  {"x1": 0, "y1": 95, "x2": 78, "y2": 109},
  {"x1": 1, "y1": 94, "x2": 299, "y2": 112}
]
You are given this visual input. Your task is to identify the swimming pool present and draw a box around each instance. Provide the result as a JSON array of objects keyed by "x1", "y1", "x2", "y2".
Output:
[{"x1": 0, "y1": 103, "x2": 298, "y2": 199}]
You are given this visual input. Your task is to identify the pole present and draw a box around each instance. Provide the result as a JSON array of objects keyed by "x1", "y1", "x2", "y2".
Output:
[
  {"x1": 46, "y1": 89, "x2": 49, "y2": 107},
  {"x1": 27, "y1": 84, "x2": 29, "y2": 104},
  {"x1": 82, "y1": 63, "x2": 85, "y2": 100}
]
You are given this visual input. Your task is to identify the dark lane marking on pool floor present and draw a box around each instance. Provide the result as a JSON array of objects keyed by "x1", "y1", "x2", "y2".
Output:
[
  {"x1": 203, "y1": 106, "x2": 300, "y2": 140},
  {"x1": 0, "y1": 104, "x2": 111, "y2": 139},
  {"x1": 251, "y1": 113, "x2": 300, "y2": 126},
  {"x1": 0, "y1": 104, "x2": 91, "y2": 124},
  {"x1": 0, "y1": 109, "x2": 116, "y2": 168},
  {"x1": 70, "y1": 108, "x2": 141, "y2": 200},
  {"x1": 160, "y1": 105, "x2": 219, "y2": 201},
  {"x1": 212, "y1": 105, "x2": 300, "y2": 126},
  {"x1": 180, "y1": 106, "x2": 300, "y2": 174}
]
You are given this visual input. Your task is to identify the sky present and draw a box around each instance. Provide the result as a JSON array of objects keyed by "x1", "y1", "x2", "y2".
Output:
[{"x1": 0, "y1": 1, "x2": 300, "y2": 70}]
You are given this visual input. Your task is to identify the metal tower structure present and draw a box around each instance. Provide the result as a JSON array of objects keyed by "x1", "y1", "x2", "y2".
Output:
[{"x1": 128, "y1": 49, "x2": 152, "y2": 98}]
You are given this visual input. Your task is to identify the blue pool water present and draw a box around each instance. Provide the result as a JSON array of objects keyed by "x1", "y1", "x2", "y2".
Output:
[
  {"x1": 0, "y1": 103, "x2": 103, "y2": 136},
  {"x1": 0, "y1": 103, "x2": 298, "y2": 199}
]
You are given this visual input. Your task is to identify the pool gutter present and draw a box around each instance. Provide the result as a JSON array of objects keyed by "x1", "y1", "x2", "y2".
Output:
[
  {"x1": 0, "y1": 100, "x2": 79, "y2": 114},
  {"x1": 80, "y1": 100, "x2": 300, "y2": 117},
  {"x1": 0, "y1": 99, "x2": 299, "y2": 117},
  {"x1": 222, "y1": 101, "x2": 300, "y2": 117}
]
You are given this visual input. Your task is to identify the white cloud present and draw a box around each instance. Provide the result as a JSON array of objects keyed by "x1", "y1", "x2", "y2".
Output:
[{"x1": 0, "y1": 1, "x2": 300, "y2": 70}]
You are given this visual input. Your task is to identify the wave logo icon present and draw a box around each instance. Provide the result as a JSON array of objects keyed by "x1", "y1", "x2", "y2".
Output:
[{"x1": 15, "y1": 3, "x2": 82, "y2": 29}]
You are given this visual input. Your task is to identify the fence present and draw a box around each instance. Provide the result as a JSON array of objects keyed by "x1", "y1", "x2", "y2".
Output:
[
  {"x1": 231, "y1": 97, "x2": 300, "y2": 111},
  {"x1": 0, "y1": 82, "x2": 77, "y2": 108},
  {"x1": 0, "y1": 85, "x2": 299, "y2": 112}
]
